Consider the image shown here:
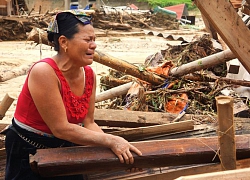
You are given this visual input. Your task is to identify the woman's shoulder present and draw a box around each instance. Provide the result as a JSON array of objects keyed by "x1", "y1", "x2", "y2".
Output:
[{"x1": 30, "y1": 58, "x2": 58, "y2": 76}]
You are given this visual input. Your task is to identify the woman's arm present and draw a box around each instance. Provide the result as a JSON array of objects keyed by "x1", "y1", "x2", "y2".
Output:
[{"x1": 28, "y1": 63, "x2": 142, "y2": 164}]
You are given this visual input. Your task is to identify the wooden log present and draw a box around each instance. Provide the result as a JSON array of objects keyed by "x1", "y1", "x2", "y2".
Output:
[
  {"x1": 216, "y1": 96, "x2": 236, "y2": 170},
  {"x1": 29, "y1": 134, "x2": 250, "y2": 177},
  {"x1": 109, "y1": 120, "x2": 194, "y2": 141},
  {"x1": 170, "y1": 49, "x2": 235, "y2": 77},
  {"x1": 2, "y1": 16, "x2": 30, "y2": 23},
  {"x1": 0, "y1": 64, "x2": 31, "y2": 82},
  {"x1": 100, "y1": 76, "x2": 132, "y2": 88},
  {"x1": 94, "y1": 50, "x2": 165, "y2": 85},
  {"x1": 0, "y1": 93, "x2": 15, "y2": 120},
  {"x1": 175, "y1": 167, "x2": 250, "y2": 180},
  {"x1": 194, "y1": 0, "x2": 250, "y2": 74},
  {"x1": 95, "y1": 82, "x2": 133, "y2": 103},
  {"x1": 95, "y1": 20, "x2": 132, "y2": 30},
  {"x1": 27, "y1": 27, "x2": 53, "y2": 46}
]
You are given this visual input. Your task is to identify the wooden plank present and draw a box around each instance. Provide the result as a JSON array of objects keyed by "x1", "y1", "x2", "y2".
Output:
[
  {"x1": 0, "y1": 148, "x2": 5, "y2": 157},
  {"x1": 29, "y1": 134, "x2": 250, "y2": 177},
  {"x1": 89, "y1": 158, "x2": 250, "y2": 180},
  {"x1": 94, "y1": 109, "x2": 250, "y2": 128},
  {"x1": 109, "y1": 120, "x2": 194, "y2": 141},
  {"x1": 194, "y1": 0, "x2": 250, "y2": 73},
  {"x1": 0, "y1": 124, "x2": 9, "y2": 131},
  {"x1": 0, "y1": 93, "x2": 15, "y2": 120},
  {"x1": 94, "y1": 109, "x2": 213, "y2": 128},
  {"x1": 175, "y1": 167, "x2": 250, "y2": 180}
]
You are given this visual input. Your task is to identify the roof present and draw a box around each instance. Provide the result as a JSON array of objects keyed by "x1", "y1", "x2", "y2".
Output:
[{"x1": 164, "y1": 4, "x2": 189, "y2": 20}]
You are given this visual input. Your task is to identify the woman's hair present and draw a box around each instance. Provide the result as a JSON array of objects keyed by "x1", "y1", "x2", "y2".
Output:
[{"x1": 47, "y1": 12, "x2": 81, "y2": 51}]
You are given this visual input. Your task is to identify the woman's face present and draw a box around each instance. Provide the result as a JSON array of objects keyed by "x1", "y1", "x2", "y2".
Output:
[{"x1": 67, "y1": 24, "x2": 97, "y2": 66}]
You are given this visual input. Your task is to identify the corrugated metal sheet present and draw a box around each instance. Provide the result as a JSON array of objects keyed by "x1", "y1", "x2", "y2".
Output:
[
  {"x1": 164, "y1": 4, "x2": 189, "y2": 20},
  {"x1": 143, "y1": 29, "x2": 208, "y2": 43}
]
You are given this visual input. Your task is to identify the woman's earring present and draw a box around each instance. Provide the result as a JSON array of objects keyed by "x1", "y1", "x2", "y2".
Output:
[{"x1": 64, "y1": 47, "x2": 67, "y2": 53}]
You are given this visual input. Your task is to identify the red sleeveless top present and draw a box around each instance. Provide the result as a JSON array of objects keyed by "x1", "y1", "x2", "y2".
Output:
[{"x1": 14, "y1": 58, "x2": 94, "y2": 134}]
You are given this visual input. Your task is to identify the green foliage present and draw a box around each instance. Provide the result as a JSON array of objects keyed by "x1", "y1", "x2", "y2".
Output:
[{"x1": 137, "y1": 0, "x2": 197, "y2": 10}]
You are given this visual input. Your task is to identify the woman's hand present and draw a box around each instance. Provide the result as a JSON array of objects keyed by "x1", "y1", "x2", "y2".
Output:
[{"x1": 109, "y1": 135, "x2": 142, "y2": 164}]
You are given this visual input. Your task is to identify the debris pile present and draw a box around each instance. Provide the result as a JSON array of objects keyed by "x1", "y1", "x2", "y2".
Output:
[
  {"x1": 98, "y1": 33, "x2": 250, "y2": 119},
  {"x1": 93, "y1": 8, "x2": 179, "y2": 30},
  {"x1": 0, "y1": 6, "x2": 179, "y2": 41}
]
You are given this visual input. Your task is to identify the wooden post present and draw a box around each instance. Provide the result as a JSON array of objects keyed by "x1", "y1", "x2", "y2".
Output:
[
  {"x1": 0, "y1": 93, "x2": 15, "y2": 120},
  {"x1": 15, "y1": 0, "x2": 19, "y2": 15},
  {"x1": 6, "y1": 0, "x2": 12, "y2": 16},
  {"x1": 65, "y1": 0, "x2": 70, "y2": 10},
  {"x1": 216, "y1": 96, "x2": 236, "y2": 170}
]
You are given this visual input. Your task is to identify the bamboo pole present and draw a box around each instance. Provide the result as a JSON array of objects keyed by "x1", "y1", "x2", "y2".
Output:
[
  {"x1": 216, "y1": 96, "x2": 236, "y2": 170},
  {"x1": 170, "y1": 49, "x2": 235, "y2": 77},
  {"x1": 95, "y1": 82, "x2": 133, "y2": 102},
  {"x1": 0, "y1": 93, "x2": 15, "y2": 120}
]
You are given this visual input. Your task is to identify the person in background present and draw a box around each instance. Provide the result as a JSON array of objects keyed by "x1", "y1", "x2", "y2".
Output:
[{"x1": 4, "y1": 10, "x2": 142, "y2": 180}]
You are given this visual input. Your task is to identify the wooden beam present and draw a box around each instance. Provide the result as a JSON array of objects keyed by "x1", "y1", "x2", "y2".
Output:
[
  {"x1": 194, "y1": 0, "x2": 250, "y2": 73},
  {"x1": 94, "y1": 109, "x2": 209, "y2": 128},
  {"x1": 87, "y1": 158, "x2": 250, "y2": 180},
  {"x1": 175, "y1": 167, "x2": 250, "y2": 180},
  {"x1": 94, "y1": 109, "x2": 250, "y2": 128},
  {"x1": 0, "y1": 93, "x2": 15, "y2": 120},
  {"x1": 109, "y1": 120, "x2": 194, "y2": 141},
  {"x1": 29, "y1": 134, "x2": 250, "y2": 177}
]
